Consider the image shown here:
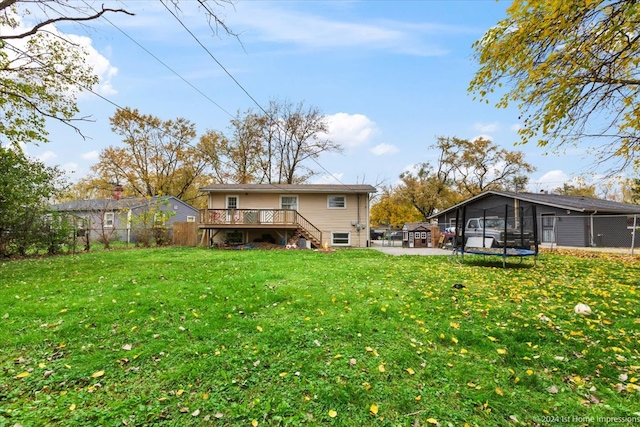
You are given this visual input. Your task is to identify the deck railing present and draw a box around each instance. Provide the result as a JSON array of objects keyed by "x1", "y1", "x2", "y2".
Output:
[{"x1": 198, "y1": 208, "x2": 322, "y2": 246}]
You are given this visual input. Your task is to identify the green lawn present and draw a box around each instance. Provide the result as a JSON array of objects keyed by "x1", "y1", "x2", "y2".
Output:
[{"x1": 1, "y1": 248, "x2": 639, "y2": 426}]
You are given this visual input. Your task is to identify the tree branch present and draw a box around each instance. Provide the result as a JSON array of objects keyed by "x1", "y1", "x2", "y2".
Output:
[{"x1": 0, "y1": 6, "x2": 134, "y2": 40}]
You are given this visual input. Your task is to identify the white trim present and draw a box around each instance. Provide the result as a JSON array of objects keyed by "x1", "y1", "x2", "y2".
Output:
[
  {"x1": 327, "y1": 195, "x2": 346, "y2": 209},
  {"x1": 280, "y1": 195, "x2": 298, "y2": 210},
  {"x1": 331, "y1": 231, "x2": 350, "y2": 246},
  {"x1": 104, "y1": 212, "x2": 115, "y2": 228},
  {"x1": 226, "y1": 195, "x2": 239, "y2": 209}
]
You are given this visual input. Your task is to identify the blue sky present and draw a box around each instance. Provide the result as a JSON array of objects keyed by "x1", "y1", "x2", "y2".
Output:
[{"x1": 24, "y1": 0, "x2": 602, "y2": 192}]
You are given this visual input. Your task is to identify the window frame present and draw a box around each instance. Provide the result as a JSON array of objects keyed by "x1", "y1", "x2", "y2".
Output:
[
  {"x1": 327, "y1": 195, "x2": 346, "y2": 209},
  {"x1": 331, "y1": 231, "x2": 350, "y2": 246},
  {"x1": 280, "y1": 195, "x2": 298, "y2": 210},
  {"x1": 103, "y1": 212, "x2": 115, "y2": 228},
  {"x1": 226, "y1": 195, "x2": 239, "y2": 210}
]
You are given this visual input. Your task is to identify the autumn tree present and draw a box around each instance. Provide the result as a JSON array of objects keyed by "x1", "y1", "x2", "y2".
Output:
[
  {"x1": 198, "y1": 99, "x2": 341, "y2": 184},
  {"x1": 0, "y1": 1, "x2": 234, "y2": 149},
  {"x1": 370, "y1": 186, "x2": 422, "y2": 228},
  {"x1": 197, "y1": 115, "x2": 264, "y2": 184},
  {"x1": 553, "y1": 183, "x2": 597, "y2": 198},
  {"x1": 85, "y1": 108, "x2": 208, "y2": 204},
  {"x1": 440, "y1": 137, "x2": 535, "y2": 197},
  {"x1": 0, "y1": 1, "x2": 132, "y2": 148},
  {"x1": 398, "y1": 139, "x2": 461, "y2": 219},
  {"x1": 470, "y1": 0, "x2": 640, "y2": 173}
]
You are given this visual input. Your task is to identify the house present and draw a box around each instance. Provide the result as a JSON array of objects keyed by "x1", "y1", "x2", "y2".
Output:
[
  {"x1": 198, "y1": 184, "x2": 377, "y2": 248},
  {"x1": 51, "y1": 195, "x2": 199, "y2": 243},
  {"x1": 429, "y1": 190, "x2": 640, "y2": 248}
]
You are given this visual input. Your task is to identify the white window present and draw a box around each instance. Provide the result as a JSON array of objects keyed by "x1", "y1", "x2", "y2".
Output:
[
  {"x1": 332, "y1": 232, "x2": 350, "y2": 246},
  {"x1": 104, "y1": 212, "x2": 114, "y2": 228},
  {"x1": 226, "y1": 195, "x2": 239, "y2": 209},
  {"x1": 327, "y1": 195, "x2": 346, "y2": 209},
  {"x1": 280, "y1": 195, "x2": 298, "y2": 210},
  {"x1": 186, "y1": 216, "x2": 196, "y2": 222}
]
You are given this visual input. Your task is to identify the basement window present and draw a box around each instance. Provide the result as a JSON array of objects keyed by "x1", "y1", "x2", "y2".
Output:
[{"x1": 331, "y1": 232, "x2": 350, "y2": 246}]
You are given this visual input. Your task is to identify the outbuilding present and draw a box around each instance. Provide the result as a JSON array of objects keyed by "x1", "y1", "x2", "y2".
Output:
[{"x1": 429, "y1": 190, "x2": 640, "y2": 248}]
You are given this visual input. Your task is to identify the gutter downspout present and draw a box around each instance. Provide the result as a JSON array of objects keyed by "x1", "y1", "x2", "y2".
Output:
[{"x1": 590, "y1": 210, "x2": 597, "y2": 247}]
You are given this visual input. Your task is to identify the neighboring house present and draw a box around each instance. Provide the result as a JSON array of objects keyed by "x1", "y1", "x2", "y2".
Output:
[
  {"x1": 429, "y1": 190, "x2": 640, "y2": 248},
  {"x1": 198, "y1": 184, "x2": 377, "y2": 248},
  {"x1": 51, "y1": 196, "x2": 199, "y2": 243}
]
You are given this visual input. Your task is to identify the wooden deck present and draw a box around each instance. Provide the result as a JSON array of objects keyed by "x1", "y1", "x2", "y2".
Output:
[{"x1": 198, "y1": 209, "x2": 322, "y2": 247}]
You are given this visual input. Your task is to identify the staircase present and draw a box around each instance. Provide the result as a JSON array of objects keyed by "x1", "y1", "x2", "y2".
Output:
[{"x1": 295, "y1": 213, "x2": 322, "y2": 248}]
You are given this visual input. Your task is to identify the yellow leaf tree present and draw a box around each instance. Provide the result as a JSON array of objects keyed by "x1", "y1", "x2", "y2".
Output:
[{"x1": 470, "y1": 0, "x2": 640, "y2": 173}]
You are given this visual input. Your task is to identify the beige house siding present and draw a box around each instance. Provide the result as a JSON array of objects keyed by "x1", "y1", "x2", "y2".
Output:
[{"x1": 203, "y1": 187, "x2": 373, "y2": 248}]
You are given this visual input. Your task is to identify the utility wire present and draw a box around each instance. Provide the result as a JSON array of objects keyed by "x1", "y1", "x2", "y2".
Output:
[
  {"x1": 159, "y1": 0, "x2": 361, "y2": 191},
  {"x1": 160, "y1": 0, "x2": 268, "y2": 116},
  {"x1": 83, "y1": 0, "x2": 235, "y2": 119}
]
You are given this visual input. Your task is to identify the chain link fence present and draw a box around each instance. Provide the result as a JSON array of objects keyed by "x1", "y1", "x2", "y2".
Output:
[{"x1": 370, "y1": 214, "x2": 639, "y2": 255}]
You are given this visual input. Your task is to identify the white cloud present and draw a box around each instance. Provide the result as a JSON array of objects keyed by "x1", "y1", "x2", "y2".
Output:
[
  {"x1": 65, "y1": 33, "x2": 118, "y2": 96},
  {"x1": 510, "y1": 123, "x2": 522, "y2": 132},
  {"x1": 230, "y1": 3, "x2": 451, "y2": 56},
  {"x1": 38, "y1": 150, "x2": 57, "y2": 163},
  {"x1": 370, "y1": 143, "x2": 398, "y2": 156},
  {"x1": 474, "y1": 122, "x2": 499, "y2": 133},
  {"x1": 313, "y1": 173, "x2": 345, "y2": 185},
  {"x1": 3, "y1": 11, "x2": 118, "y2": 97},
  {"x1": 82, "y1": 150, "x2": 100, "y2": 160},
  {"x1": 532, "y1": 170, "x2": 570, "y2": 191},
  {"x1": 323, "y1": 113, "x2": 378, "y2": 149}
]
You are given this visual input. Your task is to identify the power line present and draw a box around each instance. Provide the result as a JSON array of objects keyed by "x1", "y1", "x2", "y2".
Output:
[
  {"x1": 83, "y1": 1, "x2": 235, "y2": 119},
  {"x1": 160, "y1": 0, "x2": 268, "y2": 116},
  {"x1": 159, "y1": 0, "x2": 360, "y2": 192}
]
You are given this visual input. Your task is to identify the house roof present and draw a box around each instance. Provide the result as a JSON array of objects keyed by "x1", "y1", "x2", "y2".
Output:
[
  {"x1": 199, "y1": 183, "x2": 377, "y2": 194},
  {"x1": 429, "y1": 190, "x2": 640, "y2": 218},
  {"x1": 51, "y1": 196, "x2": 196, "y2": 212},
  {"x1": 402, "y1": 222, "x2": 434, "y2": 231}
]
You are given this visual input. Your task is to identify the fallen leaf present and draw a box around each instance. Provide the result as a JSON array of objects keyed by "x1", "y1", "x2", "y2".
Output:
[
  {"x1": 547, "y1": 385, "x2": 559, "y2": 394},
  {"x1": 191, "y1": 409, "x2": 200, "y2": 417},
  {"x1": 91, "y1": 370, "x2": 104, "y2": 378},
  {"x1": 328, "y1": 409, "x2": 337, "y2": 418},
  {"x1": 251, "y1": 420, "x2": 258, "y2": 427},
  {"x1": 370, "y1": 404, "x2": 378, "y2": 415},
  {"x1": 15, "y1": 371, "x2": 29, "y2": 379},
  {"x1": 122, "y1": 344, "x2": 132, "y2": 351},
  {"x1": 495, "y1": 387, "x2": 504, "y2": 396},
  {"x1": 378, "y1": 364, "x2": 386, "y2": 373},
  {"x1": 406, "y1": 368, "x2": 415, "y2": 375},
  {"x1": 69, "y1": 404, "x2": 76, "y2": 411},
  {"x1": 497, "y1": 348, "x2": 507, "y2": 355},
  {"x1": 179, "y1": 407, "x2": 189, "y2": 413},
  {"x1": 426, "y1": 418, "x2": 438, "y2": 425}
]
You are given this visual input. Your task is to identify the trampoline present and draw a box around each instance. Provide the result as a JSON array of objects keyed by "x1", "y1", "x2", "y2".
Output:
[{"x1": 451, "y1": 204, "x2": 539, "y2": 267}]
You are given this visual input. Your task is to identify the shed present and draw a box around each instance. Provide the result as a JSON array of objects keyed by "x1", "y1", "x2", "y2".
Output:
[{"x1": 401, "y1": 222, "x2": 440, "y2": 248}]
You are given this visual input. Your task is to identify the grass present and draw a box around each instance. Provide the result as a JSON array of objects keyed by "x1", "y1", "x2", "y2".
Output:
[{"x1": 1, "y1": 247, "x2": 639, "y2": 426}]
